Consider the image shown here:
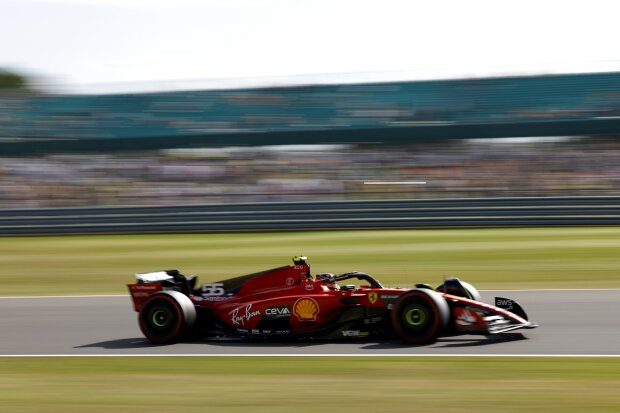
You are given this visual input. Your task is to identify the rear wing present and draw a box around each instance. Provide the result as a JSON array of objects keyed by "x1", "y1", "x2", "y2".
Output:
[
  {"x1": 135, "y1": 271, "x2": 173, "y2": 283},
  {"x1": 128, "y1": 269, "x2": 190, "y2": 311},
  {"x1": 128, "y1": 283, "x2": 162, "y2": 311}
]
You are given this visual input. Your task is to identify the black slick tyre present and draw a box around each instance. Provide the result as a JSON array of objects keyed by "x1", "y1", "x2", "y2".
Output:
[
  {"x1": 390, "y1": 289, "x2": 449, "y2": 345},
  {"x1": 138, "y1": 291, "x2": 196, "y2": 344}
]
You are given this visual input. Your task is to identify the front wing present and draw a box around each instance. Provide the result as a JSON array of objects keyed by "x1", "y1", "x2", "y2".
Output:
[{"x1": 444, "y1": 293, "x2": 538, "y2": 334}]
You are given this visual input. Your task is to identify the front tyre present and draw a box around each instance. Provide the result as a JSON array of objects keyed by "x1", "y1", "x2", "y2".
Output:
[
  {"x1": 390, "y1": 289, "x2": 449, "y2": 345},
  {"x1": 138, "y1": 291, "x2": 196, "y2": 344}
]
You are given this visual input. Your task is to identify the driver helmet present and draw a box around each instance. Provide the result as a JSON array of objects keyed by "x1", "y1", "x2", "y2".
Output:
[{"x1": 316, "y1": 273, "x2": 334, "y2": 282}]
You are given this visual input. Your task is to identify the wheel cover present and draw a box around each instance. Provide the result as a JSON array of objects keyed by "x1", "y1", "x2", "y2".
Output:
[
  {"x1": 404, "y1": 306, "x2": 426, "y2": 327},
  {"x1": 151, "y1": 309, "x2": 171, "y2": 328}
]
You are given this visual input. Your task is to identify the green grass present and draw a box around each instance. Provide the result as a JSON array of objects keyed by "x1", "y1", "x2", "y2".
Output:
[
  {"x1": 1, "y1": 227, "x2": 619, "y2": 295},
  {"x1": 0, "y1": 357, "x2": 618, "y2": 413}
]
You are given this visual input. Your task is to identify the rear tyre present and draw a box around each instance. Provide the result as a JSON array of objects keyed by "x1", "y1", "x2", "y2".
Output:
[
  {"x1": 138, "y1": 291, "x2": 196, "y2": 344},
  {"x1": 390, "y1": 289, "x2": 449, "y2": 345}
]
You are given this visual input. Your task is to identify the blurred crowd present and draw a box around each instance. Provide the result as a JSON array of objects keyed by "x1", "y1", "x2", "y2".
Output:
[
  {"x1": 1, "y1": 136, "x2": 618, "y2": 208},
  {"x1": 2, "y1": 72, "x2": 620, "y2": 141}
]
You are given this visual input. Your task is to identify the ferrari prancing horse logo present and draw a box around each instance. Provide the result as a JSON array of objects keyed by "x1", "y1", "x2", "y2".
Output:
[{"x1": 368, "y1": 292, "x2": 378, "y2": 304}]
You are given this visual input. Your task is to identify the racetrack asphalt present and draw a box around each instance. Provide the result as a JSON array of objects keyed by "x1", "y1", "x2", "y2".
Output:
[{"x1": 1, "y1": 290, "x2": 618, "y2": 356}]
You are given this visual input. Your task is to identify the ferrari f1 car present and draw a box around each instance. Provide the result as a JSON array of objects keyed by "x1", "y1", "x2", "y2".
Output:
[{"x1": 128, "y1": 257, "x2": 537, "y2": 345}]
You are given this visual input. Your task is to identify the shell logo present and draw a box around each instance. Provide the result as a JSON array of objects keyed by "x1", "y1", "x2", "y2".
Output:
[{"x1": 293, "y1": 297, "x2": 319, "y2": 321}]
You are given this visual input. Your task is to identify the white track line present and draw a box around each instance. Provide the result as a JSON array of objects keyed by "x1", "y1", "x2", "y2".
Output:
[
  {"x1": 363, "y1": 181, "x2": 427, "y2": 185},
  {"x1": 480, "y1": 288, "x2": 620, "y2": 292},
  {"x1": 0, "y1": 294, "x2": 129, "y2": 299},
  {"x1": 0, "y1": 354, "x2": 619, "y2": 358}
]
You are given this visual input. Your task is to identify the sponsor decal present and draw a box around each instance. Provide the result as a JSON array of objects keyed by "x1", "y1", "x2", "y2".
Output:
[
  {"x1": 387, "y1": 304, "x2": 393, "y2": 310},
  {"x1": 368, "y1": 292, "x2": 378, "y2": 304},
  {"x1": 131, "y1": 291, "x2": 155, "y2": 298},
  {"x1": 128, "y1": 284, "x2": 162, "y2": 310},
  {"x1": 129, "y1": 284, "x2": 160, "y2": 298},
  {"x1": 265, "y1": 306, "x2": 291, "y2": 318},
  {"x1": 293, "y1": 297, "x2": 320, "y2": 321},
  {"x1": 455, "y1": 308, "x2": 479, "y2": 326},
  {"x1": 496, "y1": 298, "x2": 514, "y2": 310},
  {"x1": 304, "y1": 284, "x2": 314, "y2": 291},
  {"x1": 229, "y1": 304, "x2": 261, "y2": 326},
  {"x1": 201, "y1": 283, "x2": 225, "y2": 296},
  {"x1": 201, "y1": 295, "x2": 234, "y2": 302},
  {"x1": 380, "y1": 294, "x2": 400, "y2": 300},
  {"x1": 247, "y1": 329, "x2": 294, "y2": 335},
  {"x1": 239, "y1": 328, "x2": 293, "y2": 335},
  {"x1": 342, "y1": 330, "x2": 369, "y2": 337},
  {"x1": 286, "y1": 277, "x2": 295, "y2": 286}
]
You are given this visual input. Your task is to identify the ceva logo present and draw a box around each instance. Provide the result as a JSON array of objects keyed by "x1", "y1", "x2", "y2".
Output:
[{"x1": 265, "y1": 307, "x2": 291, "y2": 317}]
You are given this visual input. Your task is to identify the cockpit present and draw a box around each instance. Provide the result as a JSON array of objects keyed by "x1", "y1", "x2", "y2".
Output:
[{"x1": 314, "y1": 271, "x2": 384, "y2": 291}]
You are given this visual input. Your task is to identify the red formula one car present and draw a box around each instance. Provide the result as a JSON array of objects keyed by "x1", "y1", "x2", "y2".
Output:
[{"x1": 128, "y1": 257, "x2": 537, "y2": 345}]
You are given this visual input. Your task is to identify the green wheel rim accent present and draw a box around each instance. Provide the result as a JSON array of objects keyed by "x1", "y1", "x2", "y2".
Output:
[
  {"x1": 404, "y1": 307, "x2": 426, "y2": 327},
  {"x1": 152, "y1": 309, "x2": 170, "y2": 328}
]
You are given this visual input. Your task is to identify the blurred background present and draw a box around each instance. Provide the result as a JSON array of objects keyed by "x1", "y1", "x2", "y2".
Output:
[
  {"x1": 1, "y1": 0, "x2": 619, "y2": 210},
  {"x1": 1, "y1": 69, "x2": 620, "y2": 208}
]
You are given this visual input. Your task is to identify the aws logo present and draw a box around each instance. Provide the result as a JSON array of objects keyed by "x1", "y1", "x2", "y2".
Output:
[{"x1": 293, "y1": 297, "x2": 319, "y2": 321}]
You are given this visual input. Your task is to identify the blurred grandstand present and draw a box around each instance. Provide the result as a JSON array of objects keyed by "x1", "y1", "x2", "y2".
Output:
[
  {"x1": 1, "y1": 71, "x2": 619, "y2": 207},
  {"x1": 2, "y1": 71, "x2": 620, "y2": 149}
]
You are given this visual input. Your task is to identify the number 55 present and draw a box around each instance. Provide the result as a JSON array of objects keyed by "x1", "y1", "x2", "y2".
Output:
[{"x1": 201, "y1": 283, "x2": 225, "y2": 296}]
